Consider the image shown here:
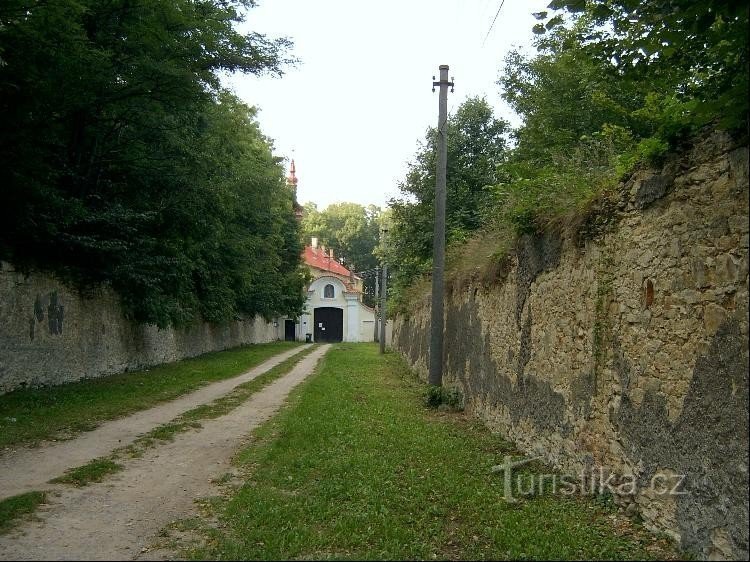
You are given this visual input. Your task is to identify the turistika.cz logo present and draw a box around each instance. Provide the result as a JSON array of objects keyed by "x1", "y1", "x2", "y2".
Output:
[{"x1": 491, "y1": 455, "x2": 687, "y2": 502}]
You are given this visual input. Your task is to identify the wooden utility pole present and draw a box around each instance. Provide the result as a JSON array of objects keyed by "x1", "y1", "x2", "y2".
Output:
[
  {"x1": 429, "y1": 65, "x2": 453, "y2": 386},
  {"x1": 374, "y1": 265, "x2": 380, "y2": 342},
  {"x1": 379, "y1": 229, "x2": 388, "y2": 354}
]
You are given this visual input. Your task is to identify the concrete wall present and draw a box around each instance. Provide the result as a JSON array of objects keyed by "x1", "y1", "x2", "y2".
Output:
[
  {"x1": 357, "y1": 305, "x2": 376, "y2": 342},
  {"x1": 393, "y1": 131, "x2": 749, "y2": 560},
  {"x1": 0, "y1": 264, "x2": 282, "y2": 394}
]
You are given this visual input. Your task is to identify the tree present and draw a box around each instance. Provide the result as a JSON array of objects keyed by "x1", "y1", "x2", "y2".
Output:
[
  {"x1": 0, "y1": 0, "x2": 305, "y2": 327},
  {"x1": 535, "y1": 0, "x2": 749, "y2": 132},
  {"x1": 387, "y1": 97, "x2": 510, "y2": 304},
  {"x1": 494, "y1": 2, "x2": 748, "y2": 235},
  {"x1": 500, "y1": 33, "x2": 641, "y2": 165}
]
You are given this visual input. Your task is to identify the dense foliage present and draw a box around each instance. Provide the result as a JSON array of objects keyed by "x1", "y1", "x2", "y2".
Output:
[
  {"x1": 540, "y1": 0, "x2": 748, "y2": 131},
  {"x1": 497, "y1": 0, "x2": 748, "y2": 232},
  {"x1": 0, "y1": 0, "x2": 306, "y2": 327},
  {"x1": 387, "y1": 1, "x2": 748, "y2": 308},
  {"x1": 386, "y1": 97, "x2": 510, "y2": 306},
  {"x1": 301, "y1": 202, "x2": 382, "y2": 306}
]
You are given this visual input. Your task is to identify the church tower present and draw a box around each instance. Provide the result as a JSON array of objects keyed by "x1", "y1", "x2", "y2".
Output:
[
  {"x1": 287, "y1": 159, "x2": 304, "y2": 221},
  {"x1": 287, "y1": 159, "x2": 298, "y2": 192}
]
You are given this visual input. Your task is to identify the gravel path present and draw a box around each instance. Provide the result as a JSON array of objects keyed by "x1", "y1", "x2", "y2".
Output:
[
  {"x1": 0, "y1": 344, "x2": 309, "y2": 501},
  {"x1": 0, "y1": 344, "x2": 329, "y2": 561}
]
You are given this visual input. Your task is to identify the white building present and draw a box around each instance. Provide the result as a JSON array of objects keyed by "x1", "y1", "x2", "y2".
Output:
[
  {"x1": 281, "y1": 238, "x2": 376, "y2": 343},
  {"x1": 280, "y1": 161, "x2": 376, "y2": 343}
]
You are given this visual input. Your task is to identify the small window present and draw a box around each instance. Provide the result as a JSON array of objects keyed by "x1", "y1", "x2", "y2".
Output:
[{"x1": 323, "y1": 284, "x2": 335, "y2": 298}]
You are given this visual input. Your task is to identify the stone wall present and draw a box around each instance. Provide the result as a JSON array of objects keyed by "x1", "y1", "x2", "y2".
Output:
[
  {"x1": 393, "y1": 131, "x2": 749, "y2": 560},
  {"x1": 0, "y1": 263, "x2": 281, "y2": 394}
]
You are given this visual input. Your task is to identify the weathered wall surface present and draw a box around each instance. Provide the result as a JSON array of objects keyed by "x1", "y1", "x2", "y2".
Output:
[
  {"x1": 0, "y1": 264, "x2": 281, "y2": 394},
  {"x1": 393, "y1": 131, "x2": 749, "y2": 560}
]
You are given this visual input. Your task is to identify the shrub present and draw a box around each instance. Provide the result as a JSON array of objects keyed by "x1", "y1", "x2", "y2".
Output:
[{"x1": 424, "y1": 385, "x2": 464, "y2": 411}]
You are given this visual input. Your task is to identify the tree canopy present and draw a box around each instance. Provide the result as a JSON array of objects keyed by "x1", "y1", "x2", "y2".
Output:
[
  {"x1": 538, "y1": 0, "x2": 748, "y2": 131},
  {"x1": 0, "y1": 0, "x2": 306, "y2": 327},
  {"x1": 495, "y1": 0, "x2": 748, "y2": 234}
]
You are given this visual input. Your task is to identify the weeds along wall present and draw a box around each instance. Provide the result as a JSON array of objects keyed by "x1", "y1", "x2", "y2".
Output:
[
  {"x1": 0, "y1": 266, "x2": 281, "y2": 395},
  {"x1": 393, "y1": 131, "x2": 749, "y2": 560}
]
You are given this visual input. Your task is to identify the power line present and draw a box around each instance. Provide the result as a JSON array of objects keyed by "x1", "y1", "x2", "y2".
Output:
[{"x1": 482, "y1": 0, "x2": 507, "y2": 47}]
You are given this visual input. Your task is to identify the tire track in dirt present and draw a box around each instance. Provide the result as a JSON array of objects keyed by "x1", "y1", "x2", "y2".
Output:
[
  {"x1": 0, "y1": 344, "x2": 309, "y2": 501},
  {"x1": 0, "y1": 344, "x2": 329, "y2": 561}
]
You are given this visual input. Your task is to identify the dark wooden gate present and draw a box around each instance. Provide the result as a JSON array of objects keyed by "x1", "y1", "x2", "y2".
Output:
[{"x1": 313, "y1": 307, "x2": 343, "y2": 343}]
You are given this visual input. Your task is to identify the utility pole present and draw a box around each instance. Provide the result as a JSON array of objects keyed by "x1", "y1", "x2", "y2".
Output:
[
  {"x1": 374, "y1": 265, "x2": 380, "y2": 342},
  {"x1": 429, "y1": 65, "x2": 453, "y2": 386},
  {"x1": 379, "y1": 229, "x2": 388, "y2": 354}
]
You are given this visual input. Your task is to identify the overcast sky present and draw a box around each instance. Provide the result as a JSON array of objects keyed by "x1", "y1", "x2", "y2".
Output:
[{"x1": 223, "y1": 0, "x2": 549, "y2": 210}]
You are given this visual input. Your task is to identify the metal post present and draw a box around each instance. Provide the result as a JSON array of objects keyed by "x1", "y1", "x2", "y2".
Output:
[
  {"x1": 429, "y1": 65, "x2": 453, "y2": 386},
  {"x1": 374, "y1": 265, "x2": 380, "y2": 342},
  {"x1": 379, "y1": 229, "x2": 388, "y2": 354}
]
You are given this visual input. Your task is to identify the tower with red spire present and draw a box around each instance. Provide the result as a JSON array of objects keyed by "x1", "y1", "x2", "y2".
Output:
[
  {"x1": 287, "y1": 159, "x2": 298, "y2": 190},
  {"x1": 287, "y1": 159, "x2": 304, "y2": 221}
]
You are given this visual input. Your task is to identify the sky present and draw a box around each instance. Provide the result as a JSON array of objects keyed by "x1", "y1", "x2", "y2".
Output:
[{"x1": 223, "y1": 0, "x2": 550, "y2": 210}]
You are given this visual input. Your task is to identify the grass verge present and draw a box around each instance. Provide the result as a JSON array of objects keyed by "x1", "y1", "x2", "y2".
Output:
[
  {"x1": 0, "y1": 341, "x2": 302, "y2": 448},
  {"x1": 51, "y1": 345, "x2": 319, "y2": 487},
  {"x1": 0, "y1": 491, "x2": 46, "y2": 534},
  {"x1": 175, "y1": 343, "x2": 679, "y2": 561},
  {"x1": 51, "y1": 459, "x2": 123, "y2": 486}
]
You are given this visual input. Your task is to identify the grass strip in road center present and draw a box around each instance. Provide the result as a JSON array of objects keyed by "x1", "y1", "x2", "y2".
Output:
[
  {"x1": 0, "y1": 341, "x2": 303, "y2": 449},
  {"x1": 123, "y1": 344, "x2": 321, "y2": 455},
  {"x1": 0, "y1": 491, "x2": 46, "y2": 535},
  {"x1": 174, "y1": 343, "x2": 680, "y2": 561},
  {"x1": 50, "y1": 459, "x2": 123, "y2": 487},
  {"x1": 50, "y1": 345, "x2": 320, "y2": 488}
]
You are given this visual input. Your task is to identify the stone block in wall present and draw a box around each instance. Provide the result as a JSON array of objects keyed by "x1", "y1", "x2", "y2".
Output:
[{"x1": 633, "y1": 174, "x2": 673, "y2": 209}]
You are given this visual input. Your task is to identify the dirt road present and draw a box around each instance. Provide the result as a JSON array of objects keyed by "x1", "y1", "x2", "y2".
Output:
[
  {"x1": 0, "y1": 344, "x2": 329, "y2": 560},
  {"x1": 0, "y1": 344, "x2": 308, "y2": 501}
]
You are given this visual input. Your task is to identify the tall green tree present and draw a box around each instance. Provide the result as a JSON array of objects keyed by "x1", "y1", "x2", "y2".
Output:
[
  {"x1": 0, "y1": 0, "x2": 305, "y2": 326},
  {"x1": 387, "y1": 97, "x2": 509, "y2": 302},
  {"x1": 496, "y1": 23, "x2": 649, "y2": 234},
  {"x1": 495, "y1": 1, "x2": 748, "y2": 235}
]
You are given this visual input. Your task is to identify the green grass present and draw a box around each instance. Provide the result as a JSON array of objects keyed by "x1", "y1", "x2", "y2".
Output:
[
  {"x1": 179, "y1": 343, "x2": 679, "y2": 560},
  {"x1": 51, "y1": 458, "x2": 123, "y2": 486},
  {"x1": 0, "y1": 341, "x2": 302, "y2": 448},
  {"x1": 0, "y1": 491, "x2": 46, "y2": 534}
]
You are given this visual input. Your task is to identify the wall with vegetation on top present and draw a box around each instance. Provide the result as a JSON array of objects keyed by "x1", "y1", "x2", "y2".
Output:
[
  {"x1": 0, "y1": 264, "x2": 281, "y2": 395},
  {"x1": 393, "y1": 131, "x2": 749, "y2": 560}
]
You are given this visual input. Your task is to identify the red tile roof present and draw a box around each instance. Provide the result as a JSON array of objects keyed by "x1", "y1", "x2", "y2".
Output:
[{"x1": 303, "y1": 246, "x2": 358, "y2": 278}]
